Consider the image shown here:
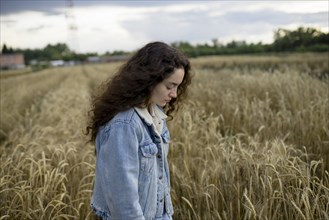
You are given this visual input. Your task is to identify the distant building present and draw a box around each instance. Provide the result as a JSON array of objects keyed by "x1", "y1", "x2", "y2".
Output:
[
  {"x1": 49, "y1": 60, "x2": 65, "y2": 67},
  {"x1": 87, "y1": 55, "x2": 130, "y2": 64},
  {"x1": 104, "y1": 55, "x2": 130, "y2": 62},
  {"x1": 87, "y1": 56, "x2": 102, "y2": 63},
  {"x1": 0, "y1": 53, "x2": 26, "y2": 69}
]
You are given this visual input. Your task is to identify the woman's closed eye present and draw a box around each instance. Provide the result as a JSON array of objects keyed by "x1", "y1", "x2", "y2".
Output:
[
  {"x1": 166, "y1": 82, "x2": 179, "y2": 90},
  {"x1": 166, "y1": 85, "x2": 175, "y2": 90}
]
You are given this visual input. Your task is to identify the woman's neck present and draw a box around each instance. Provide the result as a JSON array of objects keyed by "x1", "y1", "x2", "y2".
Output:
[{"x1": 147, "y1": 104, "x2": 155, "y2": 117}]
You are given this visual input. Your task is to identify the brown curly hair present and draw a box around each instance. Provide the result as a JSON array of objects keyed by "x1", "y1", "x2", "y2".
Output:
[{"x1": 86, "y1": 41, "x2": 192, "y2": 142}]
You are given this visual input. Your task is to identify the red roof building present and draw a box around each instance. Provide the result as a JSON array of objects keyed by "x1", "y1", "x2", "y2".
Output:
[{"x1": 0, "y1": 53, "x2": 26, "y2": 69}]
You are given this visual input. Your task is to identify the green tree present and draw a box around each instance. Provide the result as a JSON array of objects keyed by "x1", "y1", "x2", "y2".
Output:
[
  {"x1": 43, "y1": 43, "x2": 71, "y2": 60},
  {"x1": 273, "y1": 27, "x2": 328, "y2": 52},
  {"x1": 2, "y1": 44, "x2": 9, "y2": 53},
  {"x1": 171, "y1": 41, "x2": 198, "y2": 57},
  {"x1": 1, "y1": 44, "x2": 14, "y2": 54}
]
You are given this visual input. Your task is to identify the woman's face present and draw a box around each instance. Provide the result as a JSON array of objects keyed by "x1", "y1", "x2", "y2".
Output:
[{"x1": 150, "y1": 68, "x2": 185, "y2": 107}]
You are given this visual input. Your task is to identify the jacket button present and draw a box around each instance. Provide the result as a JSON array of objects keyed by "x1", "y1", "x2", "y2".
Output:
[
  {"x1": 159, "y1": 175, "x2": 163, "y2": 180},
  {"x1": 157, "y1": 154, "x2": 161, "y2": 158},
  {"x1": 160, "y1": 199, "x2": 163, "y2": 203}
]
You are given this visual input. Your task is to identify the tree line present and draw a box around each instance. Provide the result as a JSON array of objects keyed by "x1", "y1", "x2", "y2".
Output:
[
  {"x1": 1, "y1": 43, "x2": 99, "y2": 65},
  {"x1": 172, "y1": 27, "x2": 328, "y2": 57},
  {"x1": 1, "y1": 26, "x2": 328, "y2": 65}
]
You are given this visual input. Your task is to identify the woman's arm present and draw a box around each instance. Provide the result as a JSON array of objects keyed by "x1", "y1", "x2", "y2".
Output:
[{"x1": 98, "y1": 121, "x2": 144, "y2": 220}]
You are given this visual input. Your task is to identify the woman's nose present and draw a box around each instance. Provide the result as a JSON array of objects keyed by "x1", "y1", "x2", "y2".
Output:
[{"x1": 169, "y1": 88, "x2": 177, "y2": 98}]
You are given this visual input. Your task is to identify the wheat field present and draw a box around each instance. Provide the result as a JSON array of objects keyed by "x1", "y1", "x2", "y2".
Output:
[{"x1": 0, "y1": 53, "x2": 328, "y2": 219}]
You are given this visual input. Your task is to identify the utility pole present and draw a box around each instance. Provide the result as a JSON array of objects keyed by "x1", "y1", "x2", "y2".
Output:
[{"x1": 65, "y1": 0, "x2": 79, "y2": 54}]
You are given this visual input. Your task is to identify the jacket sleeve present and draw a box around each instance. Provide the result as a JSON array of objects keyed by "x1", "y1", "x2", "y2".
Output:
[{"x1": 98, "y1": 121, "x2": 144, "y2": 220}]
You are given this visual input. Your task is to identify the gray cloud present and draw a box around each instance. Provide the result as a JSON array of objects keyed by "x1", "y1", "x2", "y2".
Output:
[
  {"x1": 120, "y1": 9, "x2": 217, "y2": 43},
  {"x1": 301, "y1": 12, "x2": 329, "y2": 24},
  {"x1": 223, "y1": 10, "x2": 328, "y2": 25},
  {"x1": 91, "y1": 27, "x2": 106, "y2": 32},
  {"x1": 0, "y1": 0, "x2": 193, "y2": 16},
  {"x1": 26, "y1": 25, "x2": 52, "y2": 32},
  {"x1": 1, "y1": 19, "x2": 17, "y2": 24},
  {"x1": 1, "y1": 19, "x2": 18, "y2": 29},
  {"x1": 0, "y1": 0, "x2": 65, "y2": 15},
  {"x1": 120, "y1": 8, "x2": 328, "y2": 44},
  {"x1": 1, "y1": 19, "x2": 17, "y2": 25}
]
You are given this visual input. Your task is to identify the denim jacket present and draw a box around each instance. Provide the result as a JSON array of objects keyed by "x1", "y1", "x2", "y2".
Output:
[{"x1": 90, "y1": 105, "x2": 174, "y2": 220}]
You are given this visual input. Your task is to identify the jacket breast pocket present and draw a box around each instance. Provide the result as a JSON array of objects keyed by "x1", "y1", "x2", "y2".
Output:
[
  {"x1": 161, "y1": 130, "x2": 170, "y2": 156},
  {"x1": 140, "y1": 142, "x2": 158, "y2": 174}
]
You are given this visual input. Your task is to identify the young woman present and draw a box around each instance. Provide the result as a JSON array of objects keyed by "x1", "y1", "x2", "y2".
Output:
[{"x1": 86, "y1": 42, "x2": 191, "y2": 220}]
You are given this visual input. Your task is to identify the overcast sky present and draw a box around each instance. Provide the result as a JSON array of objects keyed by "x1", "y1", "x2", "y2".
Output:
[{"x1": 1, "y1": 0, "x2": 328, "y2": 54}]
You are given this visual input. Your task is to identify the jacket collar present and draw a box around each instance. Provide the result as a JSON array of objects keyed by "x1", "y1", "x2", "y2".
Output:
[{"x1": 134, "y1": 104, "x2": 167, "y2": 126}]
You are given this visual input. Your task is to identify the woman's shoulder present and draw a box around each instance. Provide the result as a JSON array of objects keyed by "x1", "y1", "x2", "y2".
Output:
[
  {"x1": 96, "y1": 108, "x2": 144, "y2": 145},
  {"x1": 112, "y1": 108, "x2": 136, "y2": 123},
  {"x1": 101, "y1": 108, "x2": 141, "y2": 132}
]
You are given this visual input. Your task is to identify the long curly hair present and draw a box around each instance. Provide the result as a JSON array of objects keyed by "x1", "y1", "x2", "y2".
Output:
[{"x1": 86, "y1": 41, "x2": 192, "y2": 142}]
